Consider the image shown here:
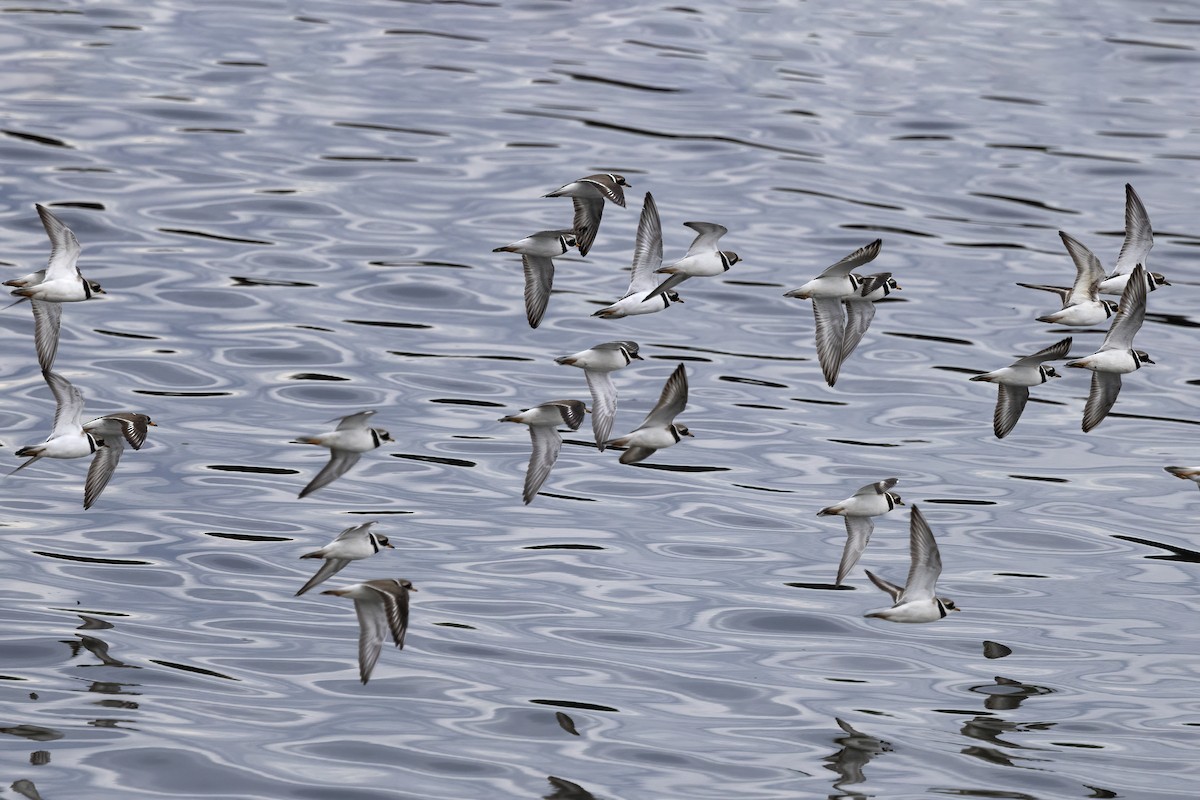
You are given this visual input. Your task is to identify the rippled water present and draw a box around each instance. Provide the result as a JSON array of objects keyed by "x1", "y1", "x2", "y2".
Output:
[{"x1": 2, "y1": 1, "x2": 1199, "y2": 798}]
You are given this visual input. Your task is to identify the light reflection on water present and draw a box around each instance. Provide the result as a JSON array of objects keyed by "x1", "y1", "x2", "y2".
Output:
[{"x1": 1, "y1": 1, "x2": 1199, "y2": 798}]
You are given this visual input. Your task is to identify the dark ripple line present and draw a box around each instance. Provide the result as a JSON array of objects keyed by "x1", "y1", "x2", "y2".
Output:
[
  {"x1": 980, "y1": 94, "x2": 1047, "y2": 106},
  {"x1": 389, "y1": 350, "x2": 531, "y2": 362},
  {"x1": 1105, "y1": 410, "x2": 1200, "y2": 426},
  {"x1": 320, "y1": 156, "x2": 416, "y2": 163},
  {"x1": 289, "y1": 373, "x2": 347, "y2": 382},
  {"x1": 333, "y1": 122, "x2": 449, "y2": 137},
  {"x1": 95, "y1": 329, "x2": 160, "y2": 340},
  {"x1": 523, "y1": 544, "x2": 605, "y2": 550},
  {"x1": 719, "y1": 376, "x2": 787, "y2": 388},
  {"x1": 430, "y1": 398, "x2": 505, "y2": 408},
  {"x1": 33, "y1": 551, "x2": 151, "y2": 566},
  {"x1": 887, "y1": 331, "x2": 974, "y2": 346},
  {"x1": 231, "y1": 276, "x2": 316, "y2": 288},
  {"x1": 204, "y1": 532, "x2": 291, "y2": 542},
  {"x1": 3, "y1": 129, "x2": 72, "y2": 148},
  {"x1": 626, "y1": 462, "x2": 729, "y2": 473},
  {"x1": 554, "y1": 70, "x2": 683, "y2": 93},
  {"x1": 1114, "y1": 535, "x2": 1200, "y2": 563},
  {"x1": 970, "y1": 192, "x2": 1079, "y2": 213},
  {"x1": 1009, "y1": 475, "x2": 1069, "y2": 483},
  {"x1": 369, "y1": 259, "x2": 470, "y2": 269},
  {"x1": 827, "y1": 439, "x2": 899, "y2": 448},
  {"x1": 1105, "y1": 36, "x2": 1194, "y2": 50},
  {"x1": 391, "y1": 453, "x2": 475, "y2": 468},
  {"x1": 160, "y1": 228, "x2": 273, "y2": 245},
  {"x1": 841, "y1": 223, "x2": 938, "y2": 238},
  {"x1": 652, "y1": 343, "x2": 805, "y2": 362},
  {"x1": 537, "y1": 490, "x2": 596, "y2": 503},
  {"x1": 51, "y1": 607, "x2": 129, "y2": 618},
  {"x1": 626, "y1": 38, "x2": 706, "y2": 55},
  {"x1": 135, "y1": 390, "x2": 231, "y2": 397},
  {"x1": 384, "y1": 28, "x2": 486, "y2": 42},
  {"x1": 346, "y1": 320, "x2": 432, "y2": 330},
  {"x1": 792, "y1": 397, "x2": 849, "y2": 406},
  {"x1": 1146, "y1": 312, "x2": 1200, "y2": 329},
  {"x1": 530, "y1": 699, "x2": 619, "y2": 713},
  {"x1": 148, "y1": 659, "x2": 239, "y2": 681},
  {"x1": 945, "y1": 241, "x2": 1036, "y2": 249},
  {"x1": 772, "y1": 186, "x2": 904, "y2": 211},
  {"x1": 510, "y1": 109, "x2": 822, "y2": 159},
  {"x1": 206, "y1": 465, "x2": 299, "y2": 475},
  {"x1": 785, "y1": 582, "x2": 853, "y2": 591}
]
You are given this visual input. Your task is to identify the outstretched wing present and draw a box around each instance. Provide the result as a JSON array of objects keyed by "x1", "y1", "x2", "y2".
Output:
[
  {"x1": 37, "y1": 204, "x2": 82, "y2": 282},
  {"x1": 30, "y1": 299, "x2": 62, "y2": 373},
  {"x1": 43, "y1": 369, "x2": 86, "y2": 435},
  {"x1": 585, "y1": 370, "x2": 618, "y2": 451},
  {"x1": 1011, "y1": 336, "x2": 1072, "y2": 369},
  {"x1": 294, "y1": 558, "x2": 350, "y2": 597},
  {"x1": 816, "y1": 239, "x2": 881, "y2": 279},
  {"x1": 898, "y1": 505, "x2": 942, "y2": 604},
  {"x1": 1082, "y1": 371, "x2": 1122, "y2": 433},
  {"x1": 993, "y1": 384, "x2": 1030, "y2": 439},
  {"x1": 83, "y1": 438, "x2": 125, "y2": 510},
  {"x1": 1100, "y1": 264, "x2": 1147, "y2": 351},
  {"x1": 681, "y1": 222, "x2": 727, "y2": 258},
  {"x1": 299, "y1": 450, "x2": 362, "y2": 498},
  {"x1": 521, "y1": 254, "x2": 554, "y2": 329},
  {"x1": 640, "y1": 363, "x2": 687, "y2": 429},
  {"x1": 811, "y1": 297, "x2": 848, "y2": 386},
  {"x1": 1114, "y1": 183, "x2": 1153, "y2": 276},
  {"x1": 523, "y1": 425, "x2": 563, "y2": 504},
  {"x1": 836, "y1": 516, "x2": 876, "y2": 585},
  {"x1": 626, "y1": 192, "x2": 663, "y2": 295}
]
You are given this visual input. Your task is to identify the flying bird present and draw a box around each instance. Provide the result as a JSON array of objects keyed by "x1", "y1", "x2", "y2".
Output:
[
  {"x1": 863, "y1": 505, "x2": 959, "y2": 623},
  {"x1": 606, "y1": 363, "x2": 691, "y2": 465},
  {"x1": 784, "y1": 240, "x2": 896, "y2": 386},
  {"x1": 321, "y1": 578, "x2": 416, "y2": 684},
  {"x1": 555, "y1": 340, "x2": 642, "y2": 450},
  {"x1": 817, "y1": 478, "x2": 904, "y2": 585},
  {"x1": 295, "y1": 521, "x2": 393, "y2": 596},
  {"x1": 969, "y1": 337, "x2": 1072, "y2": 438},
  {"x1": 499, "y1": 399, "x2": 586, "y2": 503},
  {"x1": 1098, "y1": 183, "x2": 1167, "y2": 295},
  {"x1": 1066, "y1": 264, "x2": 1152, "y2": 432},
  {"x1": 10, "y1": 370, "x2": 152, "y2": 509},
  {"x1": 80, "y1": 411, "x2": 156, "y2": 509},
  {"x1": 6, "y1": 204, "x2": 104, "y2": 304},
  {"x1": 593, "y1": 192, "x2": 683, "y2": 319},
  {"x1": 643, "y1": 221, "x2": 740, "y2": 303},
  {"x1": 294, "y1": 410, "x2": 392, "y2": 498},
  {"x1": 492, "y1": 229, "x2": 577, "y2": 328},
  {"x1": 1018, "y1": 232, "x2": 1116, "y2": 327},
  {"x1": 545, "y1": 173, "x2": 629, "y2": 257}
]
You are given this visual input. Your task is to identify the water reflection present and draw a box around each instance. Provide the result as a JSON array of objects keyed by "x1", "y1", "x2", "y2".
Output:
[
  {"x1": 823, "y1": 717, "x2": 891, "y2": 795},
  {"x1": 544, "y1": 776, "x2": 600, "y2": 800},
  {"x1": 10, "y1": 780, "x2": 45, "y2": 800}
]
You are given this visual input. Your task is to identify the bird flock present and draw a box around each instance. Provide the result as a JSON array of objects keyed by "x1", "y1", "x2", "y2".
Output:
[
  {"x1": 492, "y1": 176, "x2": 1186, "y2": 630},
  {"x1": 2, "y1": 177, "x2": 1191, "y2": 681}
]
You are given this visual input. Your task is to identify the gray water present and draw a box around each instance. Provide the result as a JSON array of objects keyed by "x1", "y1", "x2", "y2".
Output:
[{"x1": 2, "y1": 1, "x2": 1198, "y2": 798}]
